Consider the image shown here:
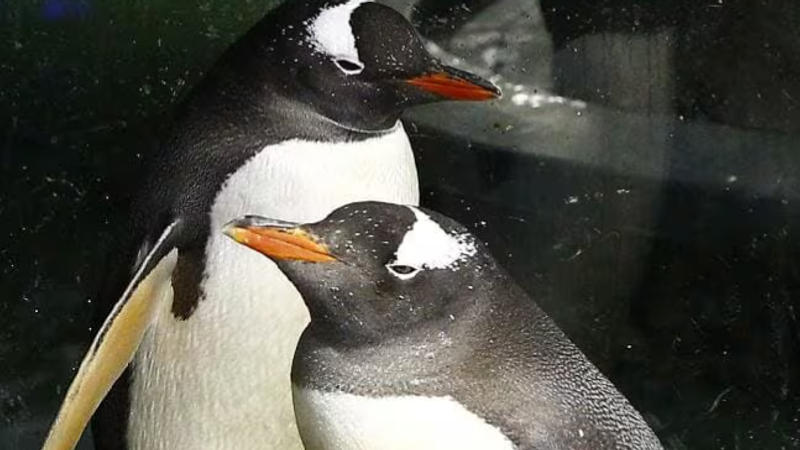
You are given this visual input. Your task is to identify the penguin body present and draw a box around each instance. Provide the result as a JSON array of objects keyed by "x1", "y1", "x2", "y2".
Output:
[
  {"x1": 42, "y1": 1, "x2": 499, "y2": 449},
  {"x1": 225, "y1": 202, "x2": 663, "y2": 450},
  {"x1": 127, "y1": 126, "x2": 418, "y2": 449}
]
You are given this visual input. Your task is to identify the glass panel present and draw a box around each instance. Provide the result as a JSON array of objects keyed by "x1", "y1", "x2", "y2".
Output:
[{"x1": 2, "y1": 0, "x2": 798, "y2": 448}]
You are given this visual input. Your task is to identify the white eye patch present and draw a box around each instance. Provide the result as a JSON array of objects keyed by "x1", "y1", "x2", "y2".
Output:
[
  {"x1": 307, "y1": 0, "x2": 370, "y2": 74},
  {"x1": 387, "y1": 207, "x2": 477, "y2": 279}
]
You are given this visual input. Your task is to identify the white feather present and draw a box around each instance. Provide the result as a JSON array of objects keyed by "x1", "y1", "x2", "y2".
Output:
[
  {"x1": 293, "y1": 385, "x2": 515, "y2": 450},
  {"x1": 308, "y1": 0, "x2": 370, "y2": 67},
  {"x1": 128, "y1": 123, "x2": 418, "y2": 450},
  {"x1": 390, "y1": 206, "x2": 476, "y2": 273}
]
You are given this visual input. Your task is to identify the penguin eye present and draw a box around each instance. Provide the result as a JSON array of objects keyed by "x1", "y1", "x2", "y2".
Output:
[
  {"x1": 386, "y1": 264, "x2": 420, "y2": 280},
  {"x1": 334, "y1": 58, "x2": 364, "y2": 75}
]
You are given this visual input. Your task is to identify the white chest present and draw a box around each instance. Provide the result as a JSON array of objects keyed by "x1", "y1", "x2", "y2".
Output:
[
  {"x1": 293, "y1": 386, "x2": 516, "y2": 450},
  {"x1": 128, "y1": 124, "x2": 419, "y2": 450}
]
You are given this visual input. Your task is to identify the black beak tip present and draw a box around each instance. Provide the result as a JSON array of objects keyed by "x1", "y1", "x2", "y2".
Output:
[{"x1": 445, "y1": 65, "x2": 502, "y2": 97}]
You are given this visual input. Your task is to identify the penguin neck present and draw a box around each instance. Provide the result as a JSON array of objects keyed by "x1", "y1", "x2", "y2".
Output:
[
  {"x1": 184, "y1": 80, "x2": 400, "y2": 146},
  {"x1": 313, "y1": 111, "x2": 401, "y2": 136},
  {"x1": 300, "y1": 280, "x2": 506, "y2": 360},
  {"x1": 288, "y1": 82, "x2": 402, "y2": 134},
  {"x1": 293, "y1": 267, "x2": 533, "y2": 390},
  {"x1": 310, "y1": 95, "x2": 403, "y2": 133},
  {"x1": 244, "y1": 86, "x2": 402, "y2": 141}
]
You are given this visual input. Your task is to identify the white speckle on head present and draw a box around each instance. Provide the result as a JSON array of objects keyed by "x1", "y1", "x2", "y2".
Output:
[
  {"x1": 307, "y1": 0, "x2": 370, "y2": 73},
  {"x1": 389, "y1": 207, "x2": 476, "y2": 276}
]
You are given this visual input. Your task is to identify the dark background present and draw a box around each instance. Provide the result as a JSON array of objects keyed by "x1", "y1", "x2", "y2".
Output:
[{"x1": 1, "y1": 0, "x2": 799, "y2": 448}]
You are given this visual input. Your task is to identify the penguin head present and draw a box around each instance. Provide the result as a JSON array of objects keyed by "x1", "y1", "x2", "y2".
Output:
[
  {"x1": 224, "y1": 201, "x2": 499, "y2": 343},
  {"x1": 236, "y1": 0, "x2": 501, "y2": 131}
]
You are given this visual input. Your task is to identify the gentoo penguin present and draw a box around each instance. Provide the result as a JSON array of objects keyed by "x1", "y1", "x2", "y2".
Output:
[
  {"x1": 223, "y1": 201, "x2": 664, "y2": 450},
  {"x1": 42, "y1": 1, "x2": 500, "y2": 449}
]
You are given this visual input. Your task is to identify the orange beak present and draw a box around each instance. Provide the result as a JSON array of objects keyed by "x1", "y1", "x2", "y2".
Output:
[
  {"x1": 223, "y1": 217, "x2": 335, "y2": 263},
  {"x1": 405, "y1": 66, "x2": 501, "y2": 101}
]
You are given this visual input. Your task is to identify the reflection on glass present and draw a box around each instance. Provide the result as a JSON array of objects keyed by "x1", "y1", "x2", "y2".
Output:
[{"x1": 1, "y1": 0, "x2": 798, "y2": 448}]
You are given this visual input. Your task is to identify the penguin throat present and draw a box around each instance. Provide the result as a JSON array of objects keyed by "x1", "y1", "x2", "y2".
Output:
[{"x1": 315, "y1": 111, "x2": 401, "y2": 135}]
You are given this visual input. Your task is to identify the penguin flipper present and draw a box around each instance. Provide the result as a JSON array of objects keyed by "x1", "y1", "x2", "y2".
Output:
[{"x1": 42, "y1": 221, "x2": 181, "y2": 450}]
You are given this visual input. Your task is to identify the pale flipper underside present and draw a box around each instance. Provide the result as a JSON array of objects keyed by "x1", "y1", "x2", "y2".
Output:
[{"x1": 42, "y1": 222, "x2": 180, "y2": 450}]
